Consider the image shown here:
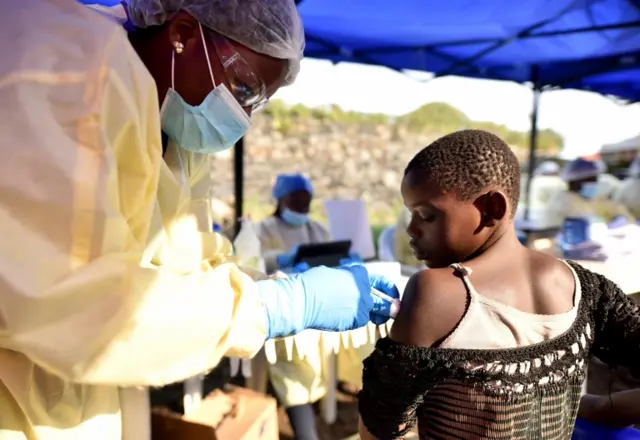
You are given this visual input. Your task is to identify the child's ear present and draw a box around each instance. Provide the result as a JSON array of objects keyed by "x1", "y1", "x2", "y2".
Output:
[{"x1": 474, "y1": 191, "x2": 508, "y2": 227}]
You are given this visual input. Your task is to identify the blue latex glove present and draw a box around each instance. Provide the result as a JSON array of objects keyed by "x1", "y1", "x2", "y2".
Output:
[
  {"x1": 256, "y1": 264, "x2": 400, "y2": 338},
  {"x1": 338, "y1": 262, "x2": 400, "y2": 324},
  {"x1": 276, "y1": 245, "x2": 300, "y2": 268},
  {"x1": 369, "y1": 274, "x2": 401, "y2": 325},
  {"x1": 291, "y1": 261, "x2": 311, "y2": 273},
  {"x1": 339, "y1": 252, "x2": 364, "y2": 266}
]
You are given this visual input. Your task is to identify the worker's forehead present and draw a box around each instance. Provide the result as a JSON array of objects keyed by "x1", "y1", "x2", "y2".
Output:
[{"x1": 571, "y1": 176, "x2": 598, "y2": 184}]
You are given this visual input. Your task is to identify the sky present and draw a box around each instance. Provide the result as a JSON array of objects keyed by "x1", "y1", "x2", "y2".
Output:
[{"x1": 273, "y1": 59, "x2": 640, "y2": 159}]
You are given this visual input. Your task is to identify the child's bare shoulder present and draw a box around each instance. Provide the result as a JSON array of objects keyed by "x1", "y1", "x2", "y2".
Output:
[
  {"x1": 390, "y1": 267, "x2": 468, "y2": 348},
  {"x1": 390, "y1": 253, "x2": 577, "y2": 347},
  {"x1": 528, "y1": 251, "x2": 576, "y2": 305}
]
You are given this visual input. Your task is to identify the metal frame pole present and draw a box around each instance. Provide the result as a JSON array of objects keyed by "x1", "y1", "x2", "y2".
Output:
[
  {"x1": 524, "y1": 65, "x2": 541, "y2": 223},
  {"x1": 233, "y1": 137, "x2": 244, "y2": 237}
]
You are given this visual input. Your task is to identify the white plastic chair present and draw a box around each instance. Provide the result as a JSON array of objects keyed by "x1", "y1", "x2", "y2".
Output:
[{"x1": 378, "y1": 225, "x2": 397, "y2": 261}]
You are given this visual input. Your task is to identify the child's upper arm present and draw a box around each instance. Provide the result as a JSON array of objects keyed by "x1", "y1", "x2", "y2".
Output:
[
  {"x1": 390, "y1": 268, "x2": 468, "y2": 348},
  {"x1": 359, "y1": 268, "x2": 466, "y2": 439}
]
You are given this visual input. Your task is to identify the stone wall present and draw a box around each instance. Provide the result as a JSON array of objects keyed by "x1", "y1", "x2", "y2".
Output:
[{"x1": 210, "y1": 113, "x2": 529, "y2": 224}]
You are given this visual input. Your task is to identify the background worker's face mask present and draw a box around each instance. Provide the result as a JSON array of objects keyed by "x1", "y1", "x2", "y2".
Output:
[
  {"x1": 160, "y1": 23, "x2": 251, "y2": 154},
  {"x1": 579, "y1": 182, "x2": 598, "y2": 200},
  {"x1": 282, "y1": 208, "x2": 309, "y2": 227}
]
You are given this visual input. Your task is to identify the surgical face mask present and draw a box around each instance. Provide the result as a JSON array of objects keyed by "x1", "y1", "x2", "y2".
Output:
[
  {"x1": 281, "y1": 208, "x2": 309, "y2": 227},
  {"x1": 160, "y1": 23, "x2": 251, "y2": 154},
  {"x1": 579, "y1": 182, "x2": 598, "y2": 200}
]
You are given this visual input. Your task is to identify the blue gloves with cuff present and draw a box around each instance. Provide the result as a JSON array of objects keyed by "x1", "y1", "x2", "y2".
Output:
[
  {"x1": 256, "y1": 263, "x2": 400, "y2": 339},
  {"x1": 276, "y1": 245, "x2": 300, "y2": 269}
]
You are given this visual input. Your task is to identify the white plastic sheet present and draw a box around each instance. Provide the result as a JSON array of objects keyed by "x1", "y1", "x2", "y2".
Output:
[{"x1": 324, "y1": 199, "x2": 376, "y2": 260}]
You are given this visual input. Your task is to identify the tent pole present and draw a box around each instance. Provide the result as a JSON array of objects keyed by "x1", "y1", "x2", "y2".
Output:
[
  {"x1": 233, "y1": 137, "x2": 244, "y2": 237},
  {"x1": 524, "y1": 65, "x2": 540, "y2": 224}
]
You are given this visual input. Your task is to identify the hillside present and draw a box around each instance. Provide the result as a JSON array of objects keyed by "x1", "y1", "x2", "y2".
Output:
[{"x1": 209, "y1": 101, "x2": 563, "y2": 225}]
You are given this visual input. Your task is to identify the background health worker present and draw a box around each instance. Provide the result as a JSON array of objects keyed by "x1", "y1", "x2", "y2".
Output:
[
  {"x1": 258, "y1": 173, "x2": 331, "y2": 273},
  {"x1": 257, "y1": 173, "x2": 388, "y2": 436},
  {"x1": 545, "y1": 158, "x2": 632, "y2": 227},
  {"x1": 614, "y1": 156, "x2": 640, "y2": 218},
  {"x1": 0, "y1": 1, "x2": 399, "y2": 439},
  {"x1": 258, "y1": 173, "x2": 331, "y2": 440}
]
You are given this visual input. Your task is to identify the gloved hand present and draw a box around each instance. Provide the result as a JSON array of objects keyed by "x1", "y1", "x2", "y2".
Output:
[
  {"x1": 339, "y1": 252, "x2": 364, "y2": 265},
  {"x1": 369, "y1": 274, "x2": 401, "y2": 325},
  {"x1": 276, "y1": 245, "x2": 300, "y2": 268},
  {"x1": 338, "y1": 262, "x2": 400, "y2": 324},
  {"x1": 290, "y1": 261, "x2": 311, "y2": 274},
  {"x1": 256, "y1": 264, "x2": 400, "y2": 339}
]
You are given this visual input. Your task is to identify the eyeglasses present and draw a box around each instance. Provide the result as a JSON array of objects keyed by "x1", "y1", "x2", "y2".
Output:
[{"x1": 207, "y1": 31, "x2": 269, "y2": 113}]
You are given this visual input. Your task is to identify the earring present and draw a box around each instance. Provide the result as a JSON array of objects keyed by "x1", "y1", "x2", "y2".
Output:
[{"x1": 173, "y1": 41, "x2": 184, "y2": 54}]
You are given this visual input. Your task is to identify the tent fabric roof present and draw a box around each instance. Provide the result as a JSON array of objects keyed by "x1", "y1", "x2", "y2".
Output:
[
  {"x1": 79, "y1": 0, "x2": 640, "y2": 100},
  {"x1": 601, "y1": 134, "x2": 640, "y2": 153},
  {"x1": 566, "y1": 66, "x2": 640, "y2": 98},
  {"x1": 299, "y1": 0, "x2": 640, "y2": 99}
]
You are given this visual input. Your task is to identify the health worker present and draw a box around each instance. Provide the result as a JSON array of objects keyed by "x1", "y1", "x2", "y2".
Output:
[{"x1": 0, "y1": 1, "x2": 399, "y2": 439}]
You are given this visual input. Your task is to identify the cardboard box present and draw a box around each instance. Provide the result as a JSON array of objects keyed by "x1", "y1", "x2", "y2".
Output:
[{"x1": 152, "y1": 386, "x2": 278, "y2": 440}]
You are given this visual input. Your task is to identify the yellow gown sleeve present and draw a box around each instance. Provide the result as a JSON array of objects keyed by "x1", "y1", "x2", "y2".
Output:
[
  {"x1": 256, "y1": 219, "x2": 285, "y2": 273},
  {"x1": 0, "y1": 26, "x2": 266, "y2": 387},
  {"x1": 316, "y1": 221, "x2": 332, "y2": 242},
  {"x1": 613, "y1": 181, "x2": 640, "y2": 218},
  {"x1": 592, "y1": 198, "x2": 635, "y2": 222}
]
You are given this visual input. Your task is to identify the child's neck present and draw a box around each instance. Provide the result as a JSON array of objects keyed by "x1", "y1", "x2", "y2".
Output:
[{"x1": 465, "y1": 225, "x2": 523, "y2": 264}]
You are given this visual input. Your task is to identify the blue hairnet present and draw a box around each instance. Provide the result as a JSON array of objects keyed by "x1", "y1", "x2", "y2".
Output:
[
  {"x1": 126, "y1": 0, "x2": 304, "y2": 85},
  {"x1": 272, "y1": 174, "x2": 313, "y2": 200},
  {"x1": 560, "y1": 158, "x2": 600, "y2": 182}
]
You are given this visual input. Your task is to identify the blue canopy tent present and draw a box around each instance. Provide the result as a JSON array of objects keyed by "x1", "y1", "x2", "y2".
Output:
[
  {"x1": 298, "y1": 0, "x2": 640, "y2": 87},
  {"x1": 232, "y1": 0, "x2": 640, "y2": 233},
  {"x1": 76, "y1": 0, "x2": 640, "y2": 230}
]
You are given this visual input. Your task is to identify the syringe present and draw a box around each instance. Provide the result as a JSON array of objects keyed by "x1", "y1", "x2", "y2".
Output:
[{"x1": 371, "y1": 288, "x2": 401, "y2": 318}]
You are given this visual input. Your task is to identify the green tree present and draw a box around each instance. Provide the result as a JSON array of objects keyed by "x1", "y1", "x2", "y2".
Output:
[
  {"x1": 398, "y1": 102, "x2": 470, "y2": 133},
  {"x1": 365, "y1": 113, "x2": 390, "y2": 125},
  {"x1": 263, "y1": 99, "x2": 287, "y2": 116},
  {"x1": 504, "y1": 130, "x2": 527, "y2": 147},
  {"x1": 261, "y1": 99, "x2": 564, "y2": 152},
  {"x1": 506, "y1": 129, "x2": 563, "y2": 152},
  {"x1": 470, "y1": 121, "x2": 509, "y2": 138},
  {"x1": 289, "y1": 103, "x2": 312, "y2": 118},
  {"x1": 536, "y1": 128, "x2": 563, "y2": 152}
]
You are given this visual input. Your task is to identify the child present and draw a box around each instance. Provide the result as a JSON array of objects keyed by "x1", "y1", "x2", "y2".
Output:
[{"x1": 358, "y1": 130, "x2": 640, "y2": 439}]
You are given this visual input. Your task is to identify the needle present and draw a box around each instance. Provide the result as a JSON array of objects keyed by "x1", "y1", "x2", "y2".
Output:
[{"x1": 371, "y1": 288, "x2": 401, "y2": 318}]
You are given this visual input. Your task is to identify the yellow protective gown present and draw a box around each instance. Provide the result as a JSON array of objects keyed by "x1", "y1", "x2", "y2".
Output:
[
  {"x1": 614, "y1": 178, "x2": 640, "y2": 218},
  {"x1": 545, "y1": 189, "x2": 633, "y2": 227},
  {"x1": 526, "y1": 175, "x2": 568, "y2": 207},
  {"x1": 257, "y1": 216, "x2": 330, "y2": 407},
  {"x1": 0, "y1": 2, "x2": 266, "y2": 439},
  {"x1": 258, "y1": 216, "x2": 331, "y2": 274}
]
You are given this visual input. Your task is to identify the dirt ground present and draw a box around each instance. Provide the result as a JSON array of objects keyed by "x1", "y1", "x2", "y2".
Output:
[{"x1": 278, "y1": 391, "x2": 360, "y2": 440}]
